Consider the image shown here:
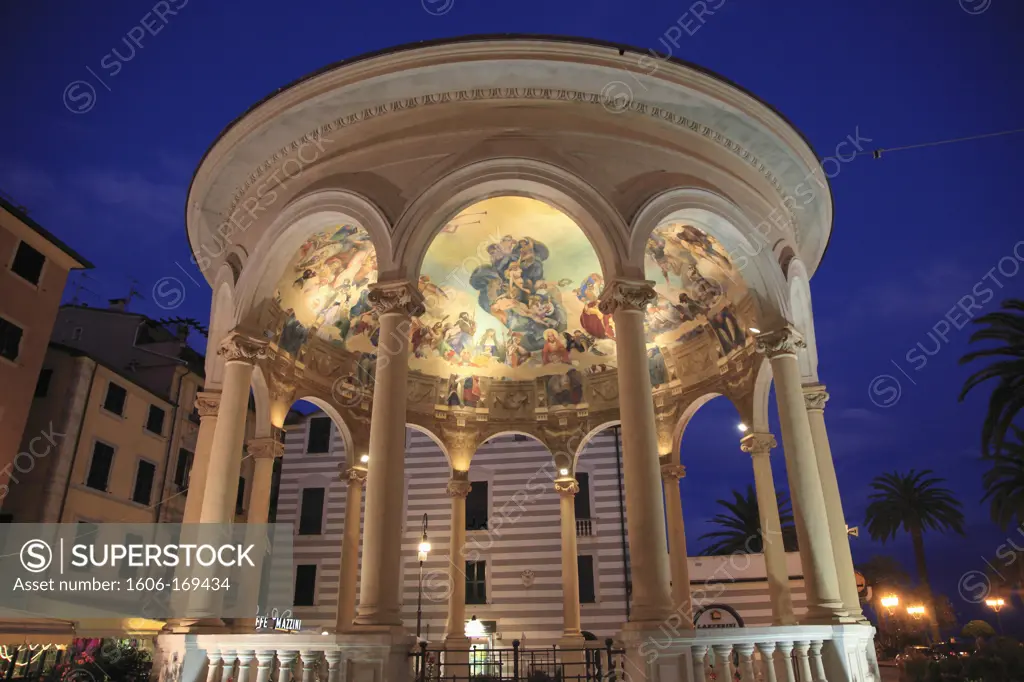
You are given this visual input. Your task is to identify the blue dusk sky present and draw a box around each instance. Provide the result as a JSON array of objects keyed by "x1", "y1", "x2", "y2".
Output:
[{"x1": 2, "y1": 0, "x2": 1022, "y2": 631}]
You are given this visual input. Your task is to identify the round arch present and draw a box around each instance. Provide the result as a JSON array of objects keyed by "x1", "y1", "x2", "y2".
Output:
[
  {"x1": 406, "y1": 423, "x2": 452, "y2": 469},
  {"x1": 670, "y1": 392, "x2": 724, "y2": 463},
  {"x1": 628, "y1": 188, "x2": 793, "y2": 330},
  {"x1": 393, "y1": 158, "x2": 631, "y2": 284},
  {"x1": 572, "y1": 420, "x2": 622, "y2": 473},
  {"x1": 293, "y1": 396, "x2": 355, "y2": 467},
  {"x1": 233, "y1": 188, "x2": 395, "y2": 323}
]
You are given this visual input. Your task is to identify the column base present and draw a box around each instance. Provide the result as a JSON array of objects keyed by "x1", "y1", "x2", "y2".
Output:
[
  {"x1": 444, "y1": 635, "x2": 471, "y2": 677},
  {"x1": 618, "y1": 626, "x2": 688, "y2": 682},
  {"x1": 802, "y1": 603, "x2": 857, "y2": 625}
]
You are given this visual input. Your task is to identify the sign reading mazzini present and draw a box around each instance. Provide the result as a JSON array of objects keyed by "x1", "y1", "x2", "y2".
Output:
[{"x1": 0, "y1": 524, "x2": 294, "y2": 619}]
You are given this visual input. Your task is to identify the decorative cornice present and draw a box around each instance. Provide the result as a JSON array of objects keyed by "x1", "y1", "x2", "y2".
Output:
[
  {"x1": 754, "y1": 326, "x2": 806, "y2": 359},
  {"x1": 803, "y1": 384, "x2": 830, "y2": 412},
  {"x1": 247, "y1": 437, "x2": 284, "y2": 460},
  {"x1": 218, "y1": 333, "x2": 270, "y2": 363},
  {"x1": 344, "y1": 467, "x2": 368, "y2": 488},
  {"x1": 598, "y1": 279, "x2": 657, "y2": 315},
  {"x1": 368, "y1": 280, "x2": 425, "y2": 317},
  {"x1": 740, "y1": 432, "x2": 777, "y2": 456},
  {"x1": 194, "y1": 391, "x2": 221, "y2": 418},
  {"x1": 446, "y1": 479, "x2": 472, "y2": 498},
  {"x1": 660, "y1": 464, "x2": 686, "y2": 481},
  {"x1": 554, "y1": 479, "x2": 579, "y2": 496},
  {"x1": 221, "y1": 88, "x2": 798, "y2": 241}
]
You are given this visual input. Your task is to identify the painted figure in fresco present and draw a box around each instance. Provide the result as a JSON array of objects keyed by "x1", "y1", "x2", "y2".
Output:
[
  {"x1": 278, "y1": 308, "x2": 309, "y2": 356},
  {"x1": 709, "y1": 308, "x2": 745, "y2": 355},
  {"x1": 542, "y1": 329, "x2": 571, "y2": 365},
  {"x1": 462, "y1": 376, "x2": 482, "y2": 407},
  {"x1": 316, "y1": 302, "x2": 344, "y2": 341},
  {"x1": 546, "y1": 369, "x2": 584, "y2": 407},
  {"x1": 443, "y1": 313, "x2": 477, "y2": 358},
  {"x1": 445, "y1": 374, "x2": 462, "y2": 407},
  {"x1": 676, "y1": 224, "x2": 731, "y2": 269},
  {"x1": 646, "y1": 295, "x2": 684, "y2": 336},
  {"x1": 293, "y1": 269, "x2": 317, "y2": 290},
  {"x1": 411, "y1": 319, "x2": 445, "y2": 358},
  {"x1": 505, "y1": 332, "x2": 531, "y2": 368},
  {"x1": 479, "y1": 329, "x2": 500, "y2": 357},
  {"x1": 688, "y1": 265, "x2": 724, "y2": 305},
  {"x1": 674, "y1": 292, "x2": 710, "y2": 323},
  {"x1": 418, "y1": 274, "x2": 450, "y2": 305},
  {"x1": 648, "y1": 346, "x2": 669, "y2": 387},
  {"x1": 354, "y1": 353, "x2": 376, "y2": 387}
]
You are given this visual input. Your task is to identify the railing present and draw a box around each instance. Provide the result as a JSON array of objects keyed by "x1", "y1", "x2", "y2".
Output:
[
  {"x1": 412, "y1": 639, "x2": 626, "y2": 682},
  {"x1": 575, "y1": 518, "x2": 593, "y2": 537}
]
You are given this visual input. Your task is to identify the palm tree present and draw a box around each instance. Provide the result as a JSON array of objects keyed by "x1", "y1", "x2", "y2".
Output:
[
  {"x1": 698, "y1": 485, "x2": 798, "y2": 555},
  {"x1": 981, "y1": 426, "x2": 1024, "y2": 529},
  {"x1": 959, "y1": 298, "x2": 1024, "y2": 456},
  {"x1": 864, "y1": 470, "x2": 965, "y2": 642}
]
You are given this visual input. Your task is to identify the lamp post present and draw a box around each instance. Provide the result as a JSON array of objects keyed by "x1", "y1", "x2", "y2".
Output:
[
  {"x1": 881, "y1": 595, "x2": 900, "y2": 617},
  {"x1": 416, "y1": 513, "x2": 430, "y2": 639},
  {"x1": 985, "y1": 597, "x2": 1005, "y2": 635}
]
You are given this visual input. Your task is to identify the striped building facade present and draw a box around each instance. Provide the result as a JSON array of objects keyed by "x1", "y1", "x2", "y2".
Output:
[{"x1": 277, "y1": 411, "x2": 809, "y2": 642}]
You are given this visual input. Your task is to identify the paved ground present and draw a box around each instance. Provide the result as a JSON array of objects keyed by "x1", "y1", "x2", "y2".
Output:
[{"x1": 879, "y1": 662, "x2": 901, "y2": 682}]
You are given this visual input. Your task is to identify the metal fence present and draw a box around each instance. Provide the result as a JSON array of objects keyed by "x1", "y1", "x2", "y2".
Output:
[{"x1": 412, "y1": 638, "x2": 626, "y2": 682}]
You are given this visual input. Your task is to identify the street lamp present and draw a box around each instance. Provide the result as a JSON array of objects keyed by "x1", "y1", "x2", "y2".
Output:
[
  {"x1": 881, "y1": 595, "x2": 900, "y2": 616},
  {"x1": 907, "y1": 605, "x2": 926, "y2": 619},
  {"x1": 465, "y1": 615, "x2": 486, "y2": 639},
  {"x1": 416, "y1": 513, "x2": 430, "y2": 639},
  {"x1": 985, "y1": 597, "x2": 1006, "y2": 634}
]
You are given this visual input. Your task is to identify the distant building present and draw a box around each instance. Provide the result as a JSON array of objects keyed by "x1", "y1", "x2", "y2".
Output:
[{"x1": 0, "y1": 195, "x2": 91, "y2": 498}]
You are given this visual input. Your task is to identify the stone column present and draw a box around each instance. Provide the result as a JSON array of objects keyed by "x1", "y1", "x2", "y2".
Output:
[
  {"x1": 660, "y1": 464, "x2": 693, "y2": 626},
  {"x1": 354, "y1": 280, "x2": 424, "y2": 629},
  {"x1": 555, "y1": 478, "x2": 584, "y2": 641},
  {"x1": 336, "y1": 466, "x2": 367, "y2": 633},
  {"x1": 598, "y1": 279, "x2": 673, "y2": 625},
  {"x1": 245, "y1": 436, "x2": 283, "y2": 524},
  {"x1": 756, "y1": 326, "x2": 847, "y2": 624},
  {"x1": 199, "y1": 334, "x2": 268, "y2": 524},
  {"x1": 740, "y1": 432, "x2": 795, "y2": 625},
  {"x1": 182, "y1": 391, "x2": 220, "y2": 524},
  {"x1": 804, "y1": 383, "x2": 867, "y2": 622},
  {"x1": 444, "y1": 476, "x2": 471, "y2": 647}
]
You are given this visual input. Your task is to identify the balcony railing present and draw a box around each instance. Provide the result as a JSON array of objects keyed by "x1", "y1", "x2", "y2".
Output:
[{"x1": 576, "y1": 518, "x2": 593, "y2": 536}]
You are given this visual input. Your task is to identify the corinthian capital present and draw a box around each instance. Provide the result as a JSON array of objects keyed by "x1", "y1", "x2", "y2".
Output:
[
  {"x1": 247, "y1": 437, "x2": 284, "y2": 460},
  {"x1": 803, "y1": 384, "x2": 830, "y2": 412},
  {"x1": 446, "y1": 479, "x2": 472, "y2": 498},
  {"x1": 740, "y1": 432, "x2": 777, "y2": 456},
  {"x1": 554, "y1": 479, "x2": 579, "y2": 496},
  {"x1": 598, "y1": 279, "x2": 657, "y2": 315},
  {"x1": 660, "y1": 464, "x2": 686, "y2": 481},
  {"x1": 754, "y1": 325, "x2": 806, "y2": 359},
  {"x1": 344, "y1": 467, "x2": 368, "y2": 488},
  {"x1": 368, "y1": 280, "x2": 425, "y2": 317},
  {"x1": 194, "y1": 390, "x2": 221, "y2": 417},
  {"x1": 218, "y1": 333, "x2": 270, "y2": 363}
]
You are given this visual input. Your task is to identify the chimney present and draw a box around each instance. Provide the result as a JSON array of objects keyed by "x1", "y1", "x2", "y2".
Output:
[{"x1": 108, "y1": 298, "x2": 128, "y2": 311}]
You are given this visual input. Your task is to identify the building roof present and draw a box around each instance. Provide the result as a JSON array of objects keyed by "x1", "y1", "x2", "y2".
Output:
[
  {"x1": 48, "y1": 342, "x2": 177, "y2": 405},
  {"x1": 0, "y1": 194, "x2": 94, "y2": 269}
]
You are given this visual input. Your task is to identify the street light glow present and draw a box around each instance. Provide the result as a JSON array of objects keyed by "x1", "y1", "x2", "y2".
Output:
[
  {"x1": 559, "y1": 468, "x2": 569, "y2": 476},
  {"x1": 737, "y1": 423, "x2": 748, "y2": 433},
  {"x1": 907, "y1": 605, "x2": 926, "y2": 617},
  {"x1": 985, "y1": 597, "x2": 1005, "y2": 611},
  {"x1": 360, "y1": 454, "x2": 369, "y2": 463},
  {"x1": 465, "y1": 616, "x2": 485, "y2": 638},
  {"x1": 880, "y1": 595, "x2": 900, "y2": 610}
]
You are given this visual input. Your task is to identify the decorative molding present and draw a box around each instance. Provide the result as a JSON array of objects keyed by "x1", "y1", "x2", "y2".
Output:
[
  {"x1": 520, "y1": 569, "x2": 535, "y2": 588},
  {"x1": 368, "y1": 280, "x2": 425, "y2": 317},
  {"x1": 194, "y1": 391, "x2": 221, "y2": 418},
  {"x1": 554, "y1": 479, "x2": 579, "y2": 496},
  {"x1": 218, "y1": 333, "x2": 270, "y2": 363},
  {"x1": 220, "y1": 88, "x2": 798, "y2": 241},
  {"x1": 598, "y1": 279, "x2": 657, "y2": 315},
  {"x1": 803, "y1": 384, "x2": 830, "y2": 412},
  {"x1": 660, "y1": 464, "x2": 686, "y2": 481},
  {"x1": 247, "y1": 437, "x2": 284, "y2": 460},
  {"x1": 446, "y1": 479, "x2": 472, "y2": 498},
  {"x1": 344, "y1": 467, "x2": 368, "y2": 488},
  {"x1": 754, "y1": 326, "x2": 806, "y2": 359},
  {"x1": 739, "y1": 432, "x2": 777, "y2": 456}
]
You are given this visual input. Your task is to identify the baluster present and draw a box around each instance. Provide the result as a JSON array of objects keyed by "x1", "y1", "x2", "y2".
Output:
[
  {"x1": 299, "y1": 651, "x2": 320, "y2": 682},
  {"x1": 325, "y1": 649, "x2": 343, "y2": 682},
  {"x1": 711, "y1": 644, "x2": 734, "y2": 682},
  {"x1": 254, "y1": 652, "x2": 276, "y2": 682},
  {"x1": 792, "y1": 643, "x2": 812, "y2": 682},
  {"x1": 236, "y1": 651, "x2": 256, "y2": 682},
  {"x1": 735, "y1": 644, "x2": 756, "y2": 681},
  {"x1": 690, "y1": 645, "x2": 708, "y2": 682},
  {"x1": 774, "y1": 643, "x2": 796, "y2": 682},
  {"x1": 277, "y1": 651, "x2": 299, "y2": 682},
  {"x1": 754, "y1": 643, "x2": 778, "y2": 682},
  {"x1": 222, "y1": 651, "x2": 239, "y2": 682},
  {"x1": 205, "y1": 651, "x2": 223, "y2": 682},
  {"x1": 808, "y1": 641, "x2": 827, "y2": 682}
]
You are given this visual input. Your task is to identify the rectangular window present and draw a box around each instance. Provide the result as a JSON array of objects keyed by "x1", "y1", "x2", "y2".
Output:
[
  {"x1": 145, "y1": 405, "x2": 166, "y2": 435},
  {"x1": 294, "y1": 564, "x2": 317, "y2": 606},
  {"x1": 0, "y1": 316, "x2": 23, "y2": 362},
  {"x1": 574, "y1": 472, "x2": 592, "y2": 519},
  {"x1": 465, "y1": 481, "x2": 489, "y2": 531},
  {"x1": 35, "y1": 369, "x2": 53, "y2": 398},
  {"x1": 306, "y1": 417, "x2": 332, "y2": 453},
  {"x1": 466, "y1": 560, "x2": 487, "y2": 604},
  {"x1": 298, "y1": 487, "x2": 325, "y2": 535},
  {"x1": 86, "y1": 442, "x2": 115, "y2": 491},
  {"x1": 132, "y1": 460, "x2": 156, "y2": 505},
  {"x1": 71, "y1": 327, "x2": 84, "y2": 341},
  {"x1": 578, "y1": 555, "x2": 596, "y2": 604},
  {"x1": 103, "y1": 382, "x2": 127, "y2": 416},
  {"x1": 236, "y1": 477, "x2": 246, "y2": 514},
  {"x1": 174, "y1": 448, "x2": 193, "y2": 491},
  {"x1": 11, "y1": 241, "x2": 45, "y2": 285}
]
